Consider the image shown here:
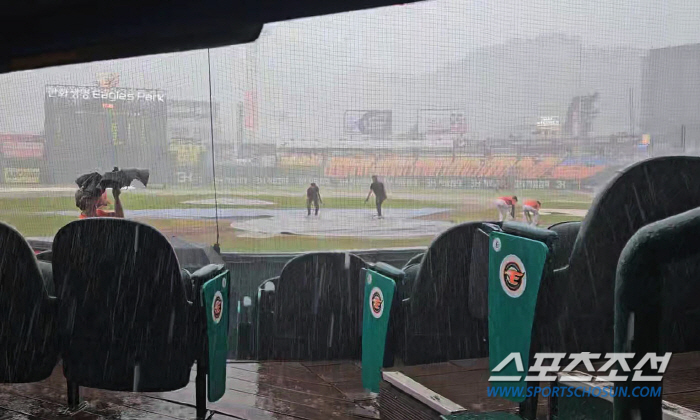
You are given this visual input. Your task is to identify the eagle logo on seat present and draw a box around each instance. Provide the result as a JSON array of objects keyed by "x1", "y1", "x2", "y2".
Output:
[
  {"x1": 499, "y1": 254, "x2": 527, "y2": 298},
  {"x1": 503, "y1": 262, "x2": 525, "y2": 291},
  {"x1": 212, "y1": 291, "x2": 224, "y2": 324},
  {"x1": 369, "y1": 287, "x2": 384, "y2": 319}
]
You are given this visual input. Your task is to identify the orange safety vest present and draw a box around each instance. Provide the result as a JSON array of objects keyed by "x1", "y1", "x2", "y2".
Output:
[{"x1": 499, "y1": 196, "x2": 516, "y2": 206}]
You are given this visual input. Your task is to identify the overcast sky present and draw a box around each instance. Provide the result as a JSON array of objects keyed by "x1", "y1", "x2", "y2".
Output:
[{"x1": 1, "y1": 0, "x2": 699, "y2": 139}]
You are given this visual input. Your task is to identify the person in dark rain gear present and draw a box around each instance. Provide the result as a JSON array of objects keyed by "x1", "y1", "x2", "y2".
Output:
[
  {"x1": 365, "y1": 175, "x2": 387, "y2": 218},
  {"x1": 306, "y1": 182, "x2": 322, "y2": 216}
]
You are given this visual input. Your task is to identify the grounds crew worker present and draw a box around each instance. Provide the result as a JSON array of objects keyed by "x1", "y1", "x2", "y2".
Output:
[
  {"x1": 306, "y1": 182, "x2": 322, "y2": 216},
  {"x1": 522, "y1": 199, "x2": 541, "y2": 226},
  {"x1": 495, "y1": 195, "x2": 517, "y2": 222},
  {"x1": 365, "y1": 175, "x2": 387, "y2": 218}
]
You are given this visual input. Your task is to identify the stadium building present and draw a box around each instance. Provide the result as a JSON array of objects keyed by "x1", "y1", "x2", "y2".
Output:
[
  {"x1": 167, "y1": 99, "x2": 221, "y2": 186},
  {"x1": 43, "y1": 84, "x2": 169, "y2": 185},
  {"x1": 642, "y1": 43, "x2": 700, "y2": 155}
]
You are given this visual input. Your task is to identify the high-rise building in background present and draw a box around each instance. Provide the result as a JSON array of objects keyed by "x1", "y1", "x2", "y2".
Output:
[{"x1": 642, "y1": 43, "x2": 700, "y2": 155}]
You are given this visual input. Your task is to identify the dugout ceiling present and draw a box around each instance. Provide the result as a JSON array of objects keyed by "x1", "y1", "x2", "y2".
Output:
[{"x1": 0, "y1": 0, "x2": 420, "y2": 74}]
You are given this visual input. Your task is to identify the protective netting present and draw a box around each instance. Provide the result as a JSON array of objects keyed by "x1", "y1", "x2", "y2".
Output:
[{"x1": 1, "y1": 0, "x2": 700, "y2": 252}]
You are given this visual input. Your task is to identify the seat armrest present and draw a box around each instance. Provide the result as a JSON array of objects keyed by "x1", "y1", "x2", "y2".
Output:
[
  {"x1": 502, "y1": 221, "x2": 558, "y2": 249},
  {"x1": 188, "y1": 264, "x2": 226, "y2": 305},
  {"x1": 255, "y1": 277, "x2": 278, "y2": 360},
  {"x1": 260, "y1": 277, "x2": 279, "y2": 286},
  {"x1": 371, "y1": 262, "x2": 405, "y2": 281},
  {"x1": 402, "y1": 253, "x2": 425, "y2": 269},
  {"x1": 36, "y1": 259, "x2": 55, "y2": 296},
  {"x1": 190, "y1": 264, "x2": 226, "y2": 282}
]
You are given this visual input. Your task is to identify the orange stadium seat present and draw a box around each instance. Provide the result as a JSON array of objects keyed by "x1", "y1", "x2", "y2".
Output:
[
  {"x1": 514, "y1": 157, "x2": 562, "y2": 178},
  {"x1": 279, "y1": 154, "x2": 322, "y2": 168},
  {"x1": 413, "y1": 158, "x2": 429, "y2": 177},
  {"x1": 550, "y1": 165, "x2": 605, "y2": 180},
  {"x1": 322, "y1": 154, "x2": 605, "y2": 181},
  {"x1": 464, "y1": 158, "x2": 484, "y2": 177},
  {"x1": 374, "y1": 157, "x2": 415, "y2": 177},
  {"x1": 325, "y1": 156, "x2": 378, "y2": 178},
  {"x1": 535, "y1": 157, "x2": 562, "y2": 178},
  {"x1": 480, "y1": 157, "x2": 516, "y2": 177}
]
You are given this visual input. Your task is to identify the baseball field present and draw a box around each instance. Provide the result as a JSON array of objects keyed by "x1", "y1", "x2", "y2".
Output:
[{"x1": 0, "y1": 186, "x2": 592, "y2": 252}]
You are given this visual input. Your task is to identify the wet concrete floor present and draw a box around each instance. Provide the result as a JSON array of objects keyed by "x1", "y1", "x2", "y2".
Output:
[{"x1": 0, "y1": 361, "x2": 378, "y2": 420}]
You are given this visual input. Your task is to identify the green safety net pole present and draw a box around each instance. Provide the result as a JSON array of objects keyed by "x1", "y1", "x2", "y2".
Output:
[{"x1": 614, "y1": 206, "x2": 700, "y2": 420}]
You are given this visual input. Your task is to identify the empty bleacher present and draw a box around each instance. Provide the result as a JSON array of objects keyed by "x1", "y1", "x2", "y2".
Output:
[
  {"x1": 324, "y1": 156, "x2": 376, "y2": 177},
  {"x1": 278, "y1": 154, "x2": 323, "y2": 168},
  {"x1": 374, "y1": 156, "x2": 416, "y2": 177},
  {"x1": 514, "y1": 157, "x2": 562, "y2": 178},
  {"x1": 282, "y1": 153, "x2": 609, "y2": 183}
]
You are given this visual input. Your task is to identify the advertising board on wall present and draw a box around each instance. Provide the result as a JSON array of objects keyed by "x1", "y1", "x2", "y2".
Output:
[
  {"x1": 344, "y1": 110, "x2": 393, "y2": 136},
  {"x1": 215, "y1": 175, "x2": 587, "y2": 190},
  {"x1": 537, "y1": 116, "x2": 560, "y2": 128},
  {"x1": 418, "y1": 109, "x2": 468, "y2": 134},
  {"x1": 4, "y1": 168, "x2": 41, "y2": 184},
  {"x1": 0, "y1": 134, "x2": 45, "y2": 184}
]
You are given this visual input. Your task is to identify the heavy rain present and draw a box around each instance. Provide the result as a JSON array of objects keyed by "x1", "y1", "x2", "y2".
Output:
[{"x1": 0, "y1": 0, "x2": 700, "y2": 419}]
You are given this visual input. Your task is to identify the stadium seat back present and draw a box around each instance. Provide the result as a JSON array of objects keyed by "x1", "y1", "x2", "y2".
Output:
[
  {"x1": 269, "y1": 252, "x2": 367, "y2": 360},
  {"x1": 53, "y1": 219, "x2": 197, "y2": 391},
  {"x1": 403, "y1": 222, "x2": 499, "y2": 365},
  {"x1": 541, "y1": 156, "x2": 700, "y2": 354},
  {"x1": 611, "y1": 207, "x2": 700, "y2": 417},
  {"x1": 0, "y1": 222, "x2": 59, "y2": 383},
  {"x1": 255, "y1": 277, "x2": 277, "y2": 359},
  {"x1": 658, "y1": 245, "x2": 700, "y2": 353},
  {"x1": 547, "y1": 221, "x2": 581, "y2": 270}
]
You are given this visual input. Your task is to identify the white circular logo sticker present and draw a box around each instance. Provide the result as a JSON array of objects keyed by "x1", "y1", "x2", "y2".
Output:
[
  {"x1": 222, "y1": 277, "x2": 227, "y2": 288},
  {"x1": 212, "y1": 291, "x2": 224, "y2": 324},
  {"x1": 499, "y1": 255, "x2": 527, "y2": 298},
  {"x1": 369, "y1": 287, "x2": 384, "y2": 319},
  {"x1": 493, "y1": 238, "x2": 502, "y2": 252},
  {"x1": 366, "y1": 272, "x2": 372, "y2": 285}
]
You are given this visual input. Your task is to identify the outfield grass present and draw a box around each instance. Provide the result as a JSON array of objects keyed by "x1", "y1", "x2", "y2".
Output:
[{"x1": 0, "y1": 187, "x2": 593, "y2": 252}]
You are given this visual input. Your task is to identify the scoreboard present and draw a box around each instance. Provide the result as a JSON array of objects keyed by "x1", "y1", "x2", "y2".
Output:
[{"x1": 44, "y1": 85, "x2": 169, "y2": 184}]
